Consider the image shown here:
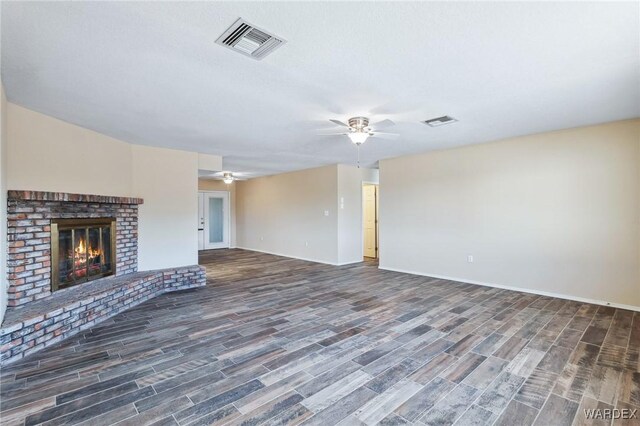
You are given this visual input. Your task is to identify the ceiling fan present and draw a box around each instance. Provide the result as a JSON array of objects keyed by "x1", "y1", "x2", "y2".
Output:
[
  {"x1": 321, "y1": 116, "x2": 398, "y2": 167},
  {"x1": 324, "y1": 117, "x2": 397, "y2": 145},
  {"x1": 206, "y1": 171, "x2": 249, "y2": 184}
]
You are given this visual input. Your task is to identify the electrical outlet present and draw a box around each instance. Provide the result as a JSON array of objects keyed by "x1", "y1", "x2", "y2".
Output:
[
  {"x1": 324, "y1": 210, "x2": 329, "y2": 216},
  {"x1": 305, "y1": 241, "x2": 309, "y2": 247},
  {"x1": 467, "y1": 255, "x2": 474, "y2": 263}
]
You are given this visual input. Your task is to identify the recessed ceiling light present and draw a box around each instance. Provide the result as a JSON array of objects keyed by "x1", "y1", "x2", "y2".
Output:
[{"x1": 423, "y1": 116, "x2": 458, "y2": 127}]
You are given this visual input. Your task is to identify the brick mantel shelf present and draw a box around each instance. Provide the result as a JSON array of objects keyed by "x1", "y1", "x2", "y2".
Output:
[{"x1": 8, "y1": 190, "x2": 144, "y2": 205}]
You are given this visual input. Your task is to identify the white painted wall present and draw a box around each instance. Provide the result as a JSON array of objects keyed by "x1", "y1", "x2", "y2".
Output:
[
  {"x1": 0, "y1": 85, "x2": 8, "y2": 323},
  {"x1": 132, "y1": 145, "x2": 199, "y2": 270},
  {"x1": 379, "y1": 119, "x2": 640, "y2": 309},
  {"x1": 361, "y1": 168, "x2": 379, "y2": 184},
  {"x1": 198, "y1": 179, "x2": 236, "y2": 248},
  {"x1": 338, "y1": 164, "x2": 364, "y2": 265},
  {"x1": 236, "y1": 165, "x2": 340, "y2": 264},
  {"x1": 5, "y1": 103, "x2": 207, "y2": 281},
  {"x1": 198, "y1": 153, "x2": 223, "y2": 174}
]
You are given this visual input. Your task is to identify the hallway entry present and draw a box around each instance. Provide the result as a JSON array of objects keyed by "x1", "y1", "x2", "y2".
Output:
[{"x1": 363, "y1": 184, "x2": 378, "y2": 259}]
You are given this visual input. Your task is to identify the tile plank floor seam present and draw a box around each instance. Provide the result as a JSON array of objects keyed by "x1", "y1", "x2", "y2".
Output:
[{"x1": 1, "y1": 249, "x2": 639, "y2": 426}]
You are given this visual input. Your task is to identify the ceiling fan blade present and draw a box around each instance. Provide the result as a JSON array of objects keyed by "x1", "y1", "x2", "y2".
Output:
[
  {"x1": 371, "y1": 119, "x2": 395, "y2": 129},
  {"x1": 316, "y1": 132, "x2": 348, "y2": 136},
  {"x1": 329, "y1": 119, "x2": 350, "y2": 127},
  {"x1": 370, "y1": 132, "x2": 399, "y2": 140}
]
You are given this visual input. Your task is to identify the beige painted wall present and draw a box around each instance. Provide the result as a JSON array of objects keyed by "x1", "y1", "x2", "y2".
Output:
[
  {"x1": 236, "y1": 165, "x2": 340, "y2": 264},
  {"x1": 5, "y1": 103, "x2": 202, "y2": 276},
  {"x1": 338, "y1": 164, "x2": 364, "y2": 264},
  {"x1": 0, "y1": 85, "x2": 7, "y2": 322},
  {"x1": 132, "y1": 145, "x2": 198, "y2": 270},
  {"x1": 235, "y1": 164, "x2": 364, "y2": 265},
  {"x1": 198, "y1": 179, "x2": 236, "y2": 247},
  {"x1": 380, "y1": 119, "x2": 640, "y2": 308},
  {"x1": 7, "y1": 104, "x2": 133, "y2": 196}
]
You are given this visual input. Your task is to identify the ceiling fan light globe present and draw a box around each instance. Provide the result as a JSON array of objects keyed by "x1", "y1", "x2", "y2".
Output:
[
  {"x1": 222, "y1": 172, "x2": 234, "y2": 184},
  {"x1": 348, "y1": 132, "x2": 369, "y2": 145}
]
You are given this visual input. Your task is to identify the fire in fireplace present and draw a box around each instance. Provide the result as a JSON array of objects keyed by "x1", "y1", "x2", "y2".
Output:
[{"x1": 51, "y1": 218, "x2": 116, "y2": 291}]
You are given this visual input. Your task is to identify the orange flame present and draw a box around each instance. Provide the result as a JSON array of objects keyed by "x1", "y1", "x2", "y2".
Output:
[
  {"x1": 74, "y1": 237, "x2": 102, "y2": 263},
  {"x1": 75, "y1": 238, "x2": 85, "y2": 256}
]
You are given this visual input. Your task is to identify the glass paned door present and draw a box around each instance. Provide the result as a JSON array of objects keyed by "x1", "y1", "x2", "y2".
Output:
[
  {"x1": 208, "y1": 197, "x2": 224, "y2": 243},
  {"x1": 203, "y1": 191, "x2": 230, "y2": 249}
]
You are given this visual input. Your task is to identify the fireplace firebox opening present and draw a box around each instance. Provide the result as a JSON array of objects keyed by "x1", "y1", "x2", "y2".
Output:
[{"x1": 51, "y1": 218, "x2": 117, "y2": 291}]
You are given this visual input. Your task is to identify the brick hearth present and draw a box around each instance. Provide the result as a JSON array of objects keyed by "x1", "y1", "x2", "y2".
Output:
[{"x1": 0, "y1": 266, "x2": 205, "y2": 364}]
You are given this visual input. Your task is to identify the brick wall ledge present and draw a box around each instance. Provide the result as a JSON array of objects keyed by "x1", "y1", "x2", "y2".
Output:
[
  {"x1": 0, "y1": 265, "x2": 205, "y2": 365},
  {"x1": 8, "y1": 190, "x2": 144, "y2": 205}
]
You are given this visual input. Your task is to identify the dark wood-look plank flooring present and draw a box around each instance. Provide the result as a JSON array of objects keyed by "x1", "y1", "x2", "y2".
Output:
[{"x1": 1, "y1": 249, "x2": 639, "y2": 425}]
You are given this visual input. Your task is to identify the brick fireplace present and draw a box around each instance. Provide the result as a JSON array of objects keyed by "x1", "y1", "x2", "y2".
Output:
[
  {"x1": 7, "y1": 190, "x2": 141, "y2": 306},
  {"x1": 1, "y1": 190, "x2": 206, "y2": 364}
]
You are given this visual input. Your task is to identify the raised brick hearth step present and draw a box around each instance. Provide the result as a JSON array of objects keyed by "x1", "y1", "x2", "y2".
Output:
[{"x1": 0, "y1": 265, "x2": 206, "y2": 365}]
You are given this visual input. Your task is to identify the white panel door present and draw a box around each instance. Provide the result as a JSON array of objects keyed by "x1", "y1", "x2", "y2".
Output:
[
  {"x1": 363, "y1": 185, "x2": 378, "y2": 258},
  {"x1": 203, "y1": 191, "x2": 230, "y2": 250}
]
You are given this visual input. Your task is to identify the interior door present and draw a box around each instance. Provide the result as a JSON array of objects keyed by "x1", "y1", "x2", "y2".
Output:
[
  {"x1": 363, "y1": 184, "x2": 378, "y2": 258},
  {"x1": 197, "y1": 193, "x2": 204, "y2": 250},
  {"x1": 203, "y1": 191, "x2": 230, "y2": 250}
]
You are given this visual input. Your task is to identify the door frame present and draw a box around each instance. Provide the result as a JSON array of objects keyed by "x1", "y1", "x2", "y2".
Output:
[
  {"x1": 362, "y1": 182, "x2": 379, "y2": 259},
  {"x1": 202, "y1": 190, "x2": 230, "y2": 250}
]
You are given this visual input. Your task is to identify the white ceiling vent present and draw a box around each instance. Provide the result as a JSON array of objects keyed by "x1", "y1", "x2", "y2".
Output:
[
  {"x1": 216, "y1": 18, "x2": 286, "y2": 60},
  {"x1": 423, "y1": 116, "x2": 458, "y2": 127}
]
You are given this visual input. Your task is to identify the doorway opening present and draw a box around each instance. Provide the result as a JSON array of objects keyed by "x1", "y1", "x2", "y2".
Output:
[
  {"x1": 198, "y1": 190, "x2": 230, "y2": 250},
  {"x1": 363, "y1": 184, "x2": 379, "y2": 259}
]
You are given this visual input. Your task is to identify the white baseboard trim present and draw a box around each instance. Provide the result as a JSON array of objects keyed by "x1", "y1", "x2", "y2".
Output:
[
  {"x1": 336, "y1": 259, "x2": 365, "y2": 266},
  {"x1": 378, "y1": 265, "x2": 640, "y2": 312},
  {"x1": 235, "y1": 246, "x2": 345, "y2": 266}
]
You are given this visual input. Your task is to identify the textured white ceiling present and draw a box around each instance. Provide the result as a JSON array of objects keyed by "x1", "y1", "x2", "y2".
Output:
[{"x1": 2, "y1": 2, "x2": 638, "y2": 176}]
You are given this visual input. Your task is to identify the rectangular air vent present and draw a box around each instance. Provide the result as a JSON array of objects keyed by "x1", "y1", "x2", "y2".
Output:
[
  {"x1": 423, "y1": 116, "x2": 458, "y2": 127},
  {"x1": 216, "y1": 18, "x2": 286, "y2": 60}
]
